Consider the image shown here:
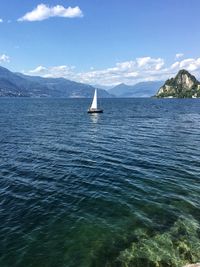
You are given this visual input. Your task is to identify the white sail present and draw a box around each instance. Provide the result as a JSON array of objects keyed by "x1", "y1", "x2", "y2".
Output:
[{"x1": 90, "y1": 89, "x2": 97, "y2": 109}]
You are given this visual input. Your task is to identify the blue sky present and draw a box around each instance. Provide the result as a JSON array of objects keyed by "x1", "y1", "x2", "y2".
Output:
[{"x1": 0, "y1": 0, "x2": 200, "y2": 85}]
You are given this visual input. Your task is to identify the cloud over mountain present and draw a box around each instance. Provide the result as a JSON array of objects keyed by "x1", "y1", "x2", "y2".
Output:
[
  {"x1": 25, "y1": 56, "x2": 200, "y2": 86},
  {"x1": 0, "y1": 54, "x2": 10, "y2": 63},
  {"x1": 171, "y1": 58, "x2": 200, "y2": 72}
]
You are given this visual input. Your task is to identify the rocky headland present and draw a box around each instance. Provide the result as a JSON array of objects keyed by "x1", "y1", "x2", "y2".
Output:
[{"x1": 156, "y1": 69, "x2": 200, "y2": 98}]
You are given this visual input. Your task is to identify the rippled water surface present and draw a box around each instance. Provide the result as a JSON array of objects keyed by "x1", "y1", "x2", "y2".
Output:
[{"x1": 1, "y1": 98, "x2": 200, "y2": 267}]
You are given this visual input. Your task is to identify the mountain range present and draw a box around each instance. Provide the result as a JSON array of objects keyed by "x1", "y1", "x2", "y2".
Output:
[
  {"x1": 0, "y1": 65, "x2": 166, "y2": 98},
  {"x1": 0, "y1": 66, "x2": 111, "y2": 98},
  {"x1": 108, "y1": 81, "x2": 163, "y2": 97}
]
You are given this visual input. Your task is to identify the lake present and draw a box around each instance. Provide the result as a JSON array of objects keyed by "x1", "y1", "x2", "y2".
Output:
[{"x1": 0, "y1": 98, "x2": 200, "y2": 267}]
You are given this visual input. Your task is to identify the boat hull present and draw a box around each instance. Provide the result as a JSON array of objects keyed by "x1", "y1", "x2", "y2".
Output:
[{"x1": 87, "y1": 109, "x2": 103, "y2": 113}]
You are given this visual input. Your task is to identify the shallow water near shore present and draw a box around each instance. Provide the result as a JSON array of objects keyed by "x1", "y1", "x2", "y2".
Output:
[{"x1": 0, "y1": 98, "x2": 200, "y2": 267}]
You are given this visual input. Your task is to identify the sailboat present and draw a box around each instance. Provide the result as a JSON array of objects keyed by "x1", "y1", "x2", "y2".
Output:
[{"x1": 88, "y1": 89, "x2": 103, "y2": 113}]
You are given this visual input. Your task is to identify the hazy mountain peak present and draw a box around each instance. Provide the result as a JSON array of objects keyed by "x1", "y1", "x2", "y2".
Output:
[{"x1": 109, "y1": 81, "x2": 163, "y2": 97}]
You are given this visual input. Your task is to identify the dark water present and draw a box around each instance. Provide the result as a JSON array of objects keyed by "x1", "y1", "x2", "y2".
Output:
[{"x1": 0, "y1": 98, "x2": 200, "y2": 267}]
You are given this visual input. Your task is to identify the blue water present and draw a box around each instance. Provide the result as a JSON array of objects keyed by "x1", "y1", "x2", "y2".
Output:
[{"x1": 0, "y1": 98, "x2": 200, "y2": 267}]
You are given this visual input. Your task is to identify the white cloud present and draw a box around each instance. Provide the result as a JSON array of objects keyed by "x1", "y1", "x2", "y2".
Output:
[
  {"x1": 25, "y1": 56, "x2": 200, "y2": 86},
  {"x1": 136, "y1": 57, "x2": 164, "y2": 70},
  {"x1": 29, "y1": 65, "x2": 47, "y2": 74},
  {"x1": 0, "y1": 19, "x2": 3, "y2": 23},
  {"x1": 0, "y1": 54, "x2": 10, "y2": 63},
  {"x1": 175, "y1": 53, "x2": 184, "y2": 59},
  {"x1": 18, "y1": 4, "x2": 83, "y2": 22},
  {"x1": 75, "y1": 57, "x2": 165, "y2": 85},
  {"x1": 28, "y1": 65, "x2": 75, "y2": 78},
  {"x1": 169, "y1": 58, "x2": 200, "y2": 72}
]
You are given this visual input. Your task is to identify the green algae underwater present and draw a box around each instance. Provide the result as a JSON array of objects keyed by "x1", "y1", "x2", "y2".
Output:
[{"x1": 89, "y1": 216, "x2": 200, "y2": 267}]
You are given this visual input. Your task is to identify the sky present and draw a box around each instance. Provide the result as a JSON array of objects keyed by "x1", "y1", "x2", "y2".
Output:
[{"x1": 0, "y1": 0, "x2": 200, "y2": 86}]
